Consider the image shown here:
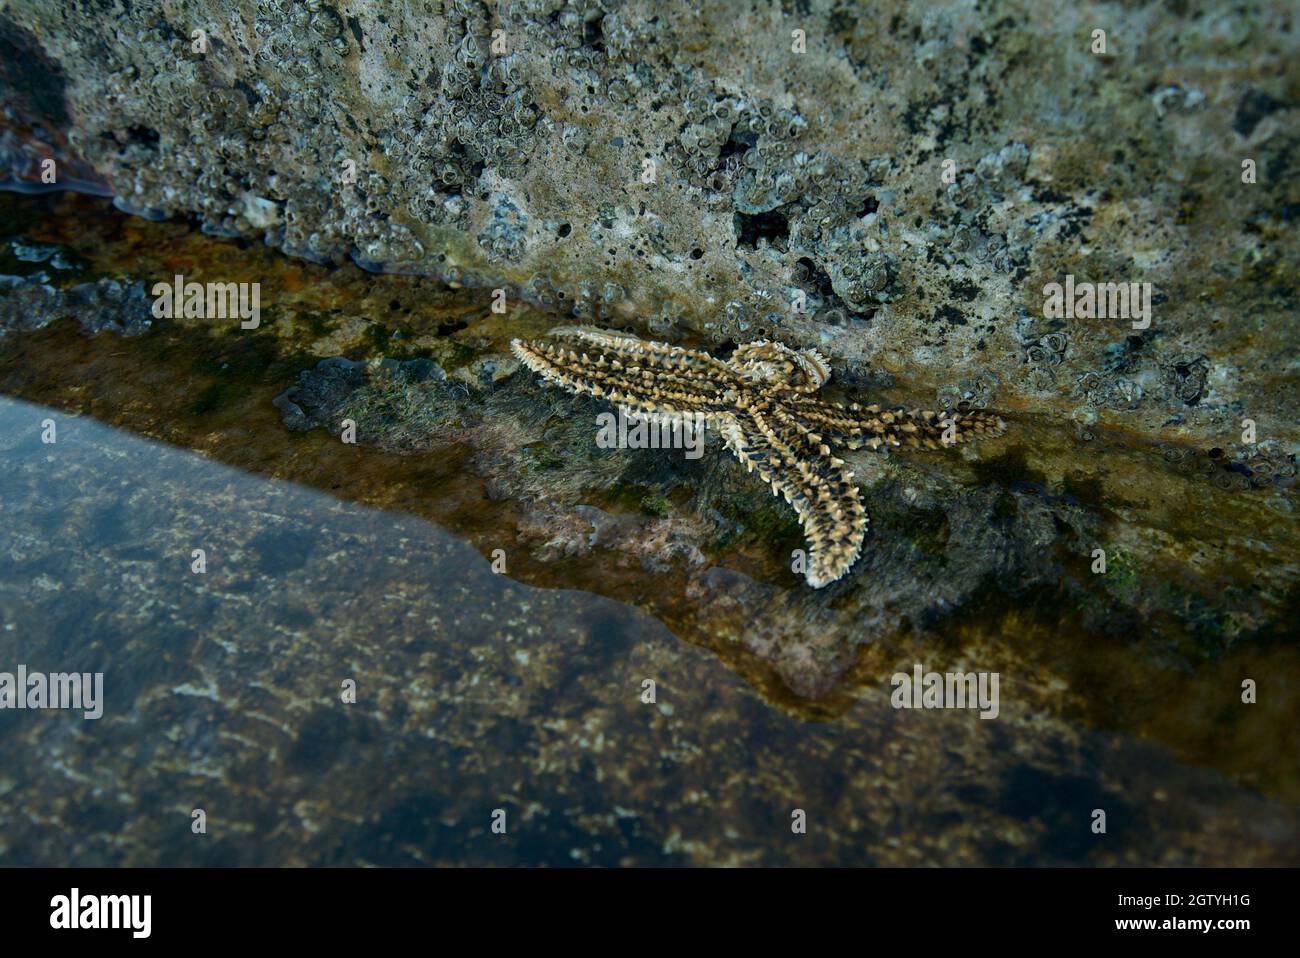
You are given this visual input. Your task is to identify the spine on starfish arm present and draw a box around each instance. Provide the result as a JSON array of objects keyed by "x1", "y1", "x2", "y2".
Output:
[{"x1": 905, "y1": 407, "x2": 1007, "y2": 448}]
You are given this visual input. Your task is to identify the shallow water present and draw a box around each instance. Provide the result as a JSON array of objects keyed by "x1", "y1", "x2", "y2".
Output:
[
  {"x1": 0, "y1": 192, "x2": 1297, "y2": 865},
  {"x1": 1, "y1": 395, "x2": 1294, "y2": 866}
]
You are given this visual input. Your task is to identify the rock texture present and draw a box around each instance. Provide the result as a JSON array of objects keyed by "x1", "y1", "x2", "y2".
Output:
[
  {"x1": 2, "y1": 0, "x2": 1298, "y2": 453},
  {"x1": 3, "y1": 191, "x2": 1297, "y2": 743}
]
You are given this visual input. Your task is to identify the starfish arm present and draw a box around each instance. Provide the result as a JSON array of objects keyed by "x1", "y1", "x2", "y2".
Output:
[
  {"x1": 933, "y1": 407, "x2": 1007, "y2": 442},
  {"x1": 720, "y1": 405, "x2": 868, "y2": 588},
  {"x1": 786, "y1": 397, "x2": 1006, "y2": 450},
  {"x1": 510, "y1": 338, "x2": 724, "y2": 416},
  {"x1": 545, "y1": 326, "x2": 738, "y2": 383}
]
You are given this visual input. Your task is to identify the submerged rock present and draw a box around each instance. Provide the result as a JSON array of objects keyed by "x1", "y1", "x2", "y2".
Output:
[
  {"x1": 0, "y1": 274, "x2": 153, "y2": 337},
  {"x1": 2, "y1": 394, "x2": 1296, "y2": 866}
]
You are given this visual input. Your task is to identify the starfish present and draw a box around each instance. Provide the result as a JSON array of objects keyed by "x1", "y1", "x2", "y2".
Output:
[{"x1": 510, "y1": 326, "x2": 1005, "y2": 588}]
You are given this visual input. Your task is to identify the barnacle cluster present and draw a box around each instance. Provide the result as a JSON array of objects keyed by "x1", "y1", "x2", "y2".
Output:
[
  {"x1": 1160, "y1": 441, "x2": 1297, "y2": 492},
  {"x1": 8, "y1": 0, "x2": 921, "y2": 341},
  {"x1": 937, "y1": 372, "x2": 1000, "y2": 413},
  {"x1": 1072, "y1": 348, "x2": 1211, "y2": 413},
  {"x1": 5, "y1": 0, "x2": 1295, "y2": 490}
]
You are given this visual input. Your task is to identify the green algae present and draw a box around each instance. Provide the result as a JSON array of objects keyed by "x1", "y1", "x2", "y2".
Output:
[
  {"x1": 638, "y1": 493, "x2": 671, "y2": 517},
  {"x1": 1099, "y1": 548, "x2": 1139, "y2": 599},
  {"x1": 338, "y1": 378, "x2": 457, "y2": 450},
  {"x1": 523, "y1": 440, "x2": 567, "y2": 472}
]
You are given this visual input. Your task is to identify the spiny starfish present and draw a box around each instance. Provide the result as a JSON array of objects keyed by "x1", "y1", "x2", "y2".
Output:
[{"x1": 510, "y1": 326, "x2": 1005, "y2": 588}]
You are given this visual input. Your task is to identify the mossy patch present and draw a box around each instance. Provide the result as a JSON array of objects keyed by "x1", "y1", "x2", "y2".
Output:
[
  {"x1": 712, "y1": 489, "x2": 804, "y2": 545},
  {"x1": 336, "y1": 374, "x2": 463, "y2": 451},
  {"x1": 638, "y1": 493, "x2": 670, "y2": 517},
  {"x1": 1099, "y1": 548, "x2": 1138, "y2": 598}
]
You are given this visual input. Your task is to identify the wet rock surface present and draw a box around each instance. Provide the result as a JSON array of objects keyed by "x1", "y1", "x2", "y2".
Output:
[{"x1": 1, "y1": 191, "x2": 1297, "y2": 849}]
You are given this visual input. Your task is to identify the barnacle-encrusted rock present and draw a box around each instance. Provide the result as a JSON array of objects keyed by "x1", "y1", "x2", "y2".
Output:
[{"x1": 2, "y1": 0, "x2": 1297, "y2": 460}]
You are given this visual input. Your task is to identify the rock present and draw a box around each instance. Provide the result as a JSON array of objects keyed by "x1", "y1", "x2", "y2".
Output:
[{"x1": 1, "y1": 0, "x2": 1296, "y2": 458}]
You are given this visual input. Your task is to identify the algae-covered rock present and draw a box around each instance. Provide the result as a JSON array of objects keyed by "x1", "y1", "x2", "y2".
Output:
[{"x1": 2, "y1": 395, "x2": 1296, "y2": 866}]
